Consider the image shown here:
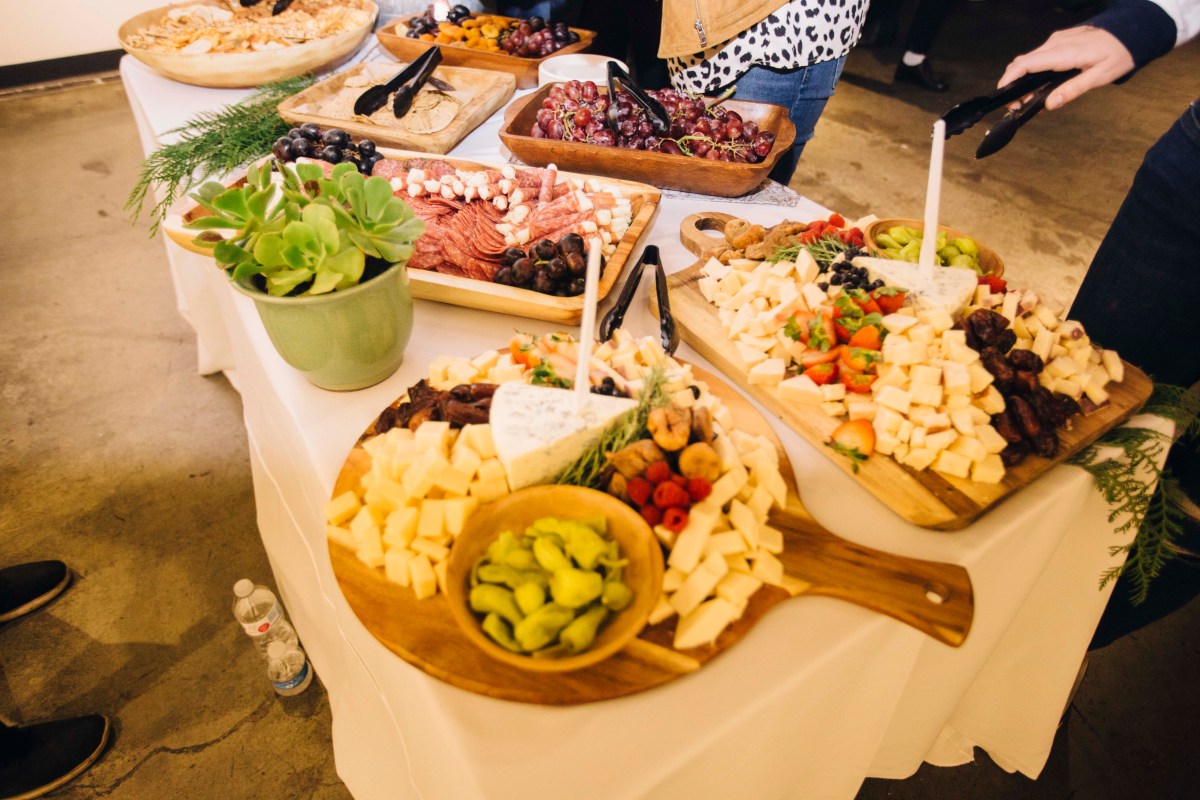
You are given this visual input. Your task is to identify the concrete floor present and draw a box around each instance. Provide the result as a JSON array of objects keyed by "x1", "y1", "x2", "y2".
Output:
[{"x1": 0, "y1": 2, "x2": 1196, "y2": 797}]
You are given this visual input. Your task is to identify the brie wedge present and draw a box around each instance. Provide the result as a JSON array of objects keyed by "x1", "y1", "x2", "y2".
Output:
[{"x1": 490, "y1": 383, "x2": 637, "y2": 490}]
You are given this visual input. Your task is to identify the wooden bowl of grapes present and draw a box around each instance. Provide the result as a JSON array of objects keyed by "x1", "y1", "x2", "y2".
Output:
[
  {"x1": 499, "y1": 82, "x2": 797, "y2": 197},
  {"x1": 444, "y1": 485, "x2": 664, "y2": 673}
]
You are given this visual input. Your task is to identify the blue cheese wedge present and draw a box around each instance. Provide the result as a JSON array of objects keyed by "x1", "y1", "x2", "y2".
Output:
[
  {"x1": 853, "y1": 256, "x2": 978, "y2": 317},
  {"x1": 490, "y1": 383, "x2": 637, "y2": 491}
]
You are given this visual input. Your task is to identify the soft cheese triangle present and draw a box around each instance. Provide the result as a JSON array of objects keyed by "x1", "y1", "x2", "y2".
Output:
[
  {"x1": 853, "y1": 256, "x2": 978, "y2": 316},
  {"x1": 490, "y1": 383, "x2": 637, "y2": 491}
]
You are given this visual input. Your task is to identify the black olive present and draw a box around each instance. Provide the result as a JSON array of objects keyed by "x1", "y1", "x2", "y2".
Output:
[
  {"x1": 829, "y1": 273, "x2": 843, "y2": 285},
  {"x1": 817, "y1": 281, "x2": 829, "y2": 291}
]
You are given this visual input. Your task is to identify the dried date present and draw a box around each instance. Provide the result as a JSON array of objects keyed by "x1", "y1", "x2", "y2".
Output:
[
  {"x1": 1007, "y1": 348, "x2": 1044, "y2": 374},
  {"x1": 1009, "y1": 395, "x2": 1042, "y2": 438}
]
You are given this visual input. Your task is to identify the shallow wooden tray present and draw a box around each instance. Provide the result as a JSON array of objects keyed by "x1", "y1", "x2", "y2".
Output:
[
  {"x1": 376, "y1": 15, "x2": 596, "y2": 90},
  {"x1": 656, "y1": 212, "x2": 1154, "y2": 531},
  {"x1": 277, "y1": 62, "x2": 515, "y2": 155},
  {"x1": 162, "y1": 148, "x2": 660, "y2": 323},
  {"x1": 865, "y1": 217, "x2": 1004, "y2": 278},
  {"x1": 499, "y1": 85, "x2": 797, "y2": 197},
  {"x1": 327, "y1": 364, "x2": 974, "y2": 705},
  {"x1": 119, "y1": 0, "x2": 376, "y2": 88}
]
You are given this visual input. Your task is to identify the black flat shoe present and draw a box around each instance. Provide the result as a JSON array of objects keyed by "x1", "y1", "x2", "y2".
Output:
[
  {"x1": 0, "y1": 561, "x2": 69, "y2": 623},
  {"x1": 894, "y1": 60, "x2": 950, "y2": 92},
  {"x1": 0, "y1": 715, "x2": 111, "y2": 799}
]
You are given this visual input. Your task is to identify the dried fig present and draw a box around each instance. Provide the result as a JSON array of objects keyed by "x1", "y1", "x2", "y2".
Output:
[
  {"x1": 678, "y1": 442, "x2": 721, "y2": 482},
  {"x1": 606, "y1": 439, "x2": 665, "y2": 479},
  {"x1": 647, "y1": 406, "x2": 692, "y2": 452}
]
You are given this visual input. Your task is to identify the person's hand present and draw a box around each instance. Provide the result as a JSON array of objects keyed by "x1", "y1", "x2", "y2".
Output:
[{"x1": 998, "y1": 26, "x2": 1135, "y2": 110}]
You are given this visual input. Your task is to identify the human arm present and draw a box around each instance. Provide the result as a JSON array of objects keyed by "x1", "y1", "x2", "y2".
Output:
[{"x1": 998, "y1": 0, "x2": 1198, "y2": 111}]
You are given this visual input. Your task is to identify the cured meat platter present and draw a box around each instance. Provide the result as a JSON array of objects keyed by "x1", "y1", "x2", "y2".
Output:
[
  {"x1": 327, "y1": 361, "x2": 974, "y2": 705},
  {"x1": 655, "y1": 212, "x2": 1154, "y2": 530},
  {"x1": 277, "y1": 61, "x2": 516, "y2": 155},
  {"x1": 163, "y1": 148, "x2": 660, "y2": 323}
]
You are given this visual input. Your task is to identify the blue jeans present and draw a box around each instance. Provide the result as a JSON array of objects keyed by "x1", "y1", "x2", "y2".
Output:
[
  {"x1": 720, "y1": 56, "x2": 848, "y2": 185},
  {"x1": 1068, "y1": 100, "x2": 1200, "y2": 387}
]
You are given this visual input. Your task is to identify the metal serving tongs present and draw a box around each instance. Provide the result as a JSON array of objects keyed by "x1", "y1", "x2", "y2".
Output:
[
  {"x1": 939, "y1": 69, "x2": 1080, "y2": 158},
  {"x1": 353, "y1": 47, "x2": 446, "y2": 117},
  {"x1": 598, "y1": 245, "x2": 678, "y2": 355},
  {"x1": 605, "y1": 61, "x2": 671, "y2": 137}
]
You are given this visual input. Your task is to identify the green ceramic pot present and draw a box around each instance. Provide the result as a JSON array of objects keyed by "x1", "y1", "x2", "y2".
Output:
[{"x1": 232, "y1": 259, "x2": 414, "y2": 391}]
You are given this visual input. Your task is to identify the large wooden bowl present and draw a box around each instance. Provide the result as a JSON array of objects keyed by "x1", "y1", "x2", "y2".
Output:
[
  {"x1": 864, "y1": 217, "x2": 1004, "y2": 277},
  {"x1": 118, "y1": 0, "x2": 377, "y2": 88},
  {"x1": 276, "y1": 62, "x2": 516, "y2": 155},
  {"x1": 499, "y1": 84, "x2": 797, "y2": 197},
  {"x1": 444, "y1": 486, "x2": 664, "y2": 673},
  {"x1": 376, "y1": 15, "x2": 596, "y2": 89}
]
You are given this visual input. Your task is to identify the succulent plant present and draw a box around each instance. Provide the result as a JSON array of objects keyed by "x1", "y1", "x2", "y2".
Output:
[{"x1": 186, "y1": 160, "x2": 424, "y2": 296}]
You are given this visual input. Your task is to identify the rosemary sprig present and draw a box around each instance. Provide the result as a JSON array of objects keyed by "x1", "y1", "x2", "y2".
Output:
[
  {"x1": 768, "y1": 232, "x2": 857, "y2": 266},
  {"x1": 555, "y1": 366, "x2": 670, "y2": 490},
  {"x1": 1070, "y1": 383, "x2": 1200, "y2": 604},
  {"x1": 126, "y1": 75, "x2": 317, "y2": 235}
]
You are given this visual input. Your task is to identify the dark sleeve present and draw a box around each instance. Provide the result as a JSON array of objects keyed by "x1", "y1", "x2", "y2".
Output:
[{"x1": 1087, "y1": 0, "x2": 1179, "y2": 73}]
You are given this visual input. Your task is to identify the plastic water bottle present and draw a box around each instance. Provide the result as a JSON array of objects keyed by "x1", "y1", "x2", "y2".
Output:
[
  {"x1": 266, "y1": 640, "x2": 312, "y2": 696},
  {"x1": 232, "y1": 579, "x2": 299, "y2": 658}
]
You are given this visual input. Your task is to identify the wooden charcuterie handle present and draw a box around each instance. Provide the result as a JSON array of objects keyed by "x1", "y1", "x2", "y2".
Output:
[
  {"x1": 679, "y1": 212, "x2": 737, "y2": 258},
  {"x1": 771, "y1": 507, "x2": 974, "y2": 648}
]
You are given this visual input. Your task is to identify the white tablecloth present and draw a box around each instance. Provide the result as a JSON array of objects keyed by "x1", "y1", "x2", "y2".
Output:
[{"x1": 121, "y1": 53, "x2": 1167, "y2": 799}]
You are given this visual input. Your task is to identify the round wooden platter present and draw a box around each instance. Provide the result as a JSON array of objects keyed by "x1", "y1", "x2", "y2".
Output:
[
  {"x1": 327, "y1": 365, "x2": 975, "y2": 705},
  {"x1": 499, "y1": 85, "x2": 797, "y2": 198},
  {"x1": 119, "y1": 0, "x2": 377, "y2": 89},
  {"x1": 276, "y1": 61, "x2": 516, "y2": 156},
  {"x1": 659, "y1": 213, "x2": 1154, "y2": 530},
  {"x1": 376, "y1": 15, "x2": 596, "y2": 90}
]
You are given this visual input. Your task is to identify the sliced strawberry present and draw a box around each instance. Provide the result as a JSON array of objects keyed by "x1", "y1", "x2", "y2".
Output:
[
  {"x1": 783, "y1": 311, "x2": 815, "y2": 343},
  {"x1": 870, "y1": 286, "x2": 908, "y2": 315},
  {"x1": 839, "y1": 369, "x2": 877, "y2": 394},
  {"x1": 808, "y1": 219, "x2": 828, "y2": 234},
  {"x1": 828, "y1": 213, "x2": 846, "y2": 228},
  {"x1": 803, "y1": 361, "x2": 838, "y2": 385},
  {"x1": 799, "y1": 347, "x2": 841, "y2": 368},
  {"x1": 807, "y1": 312, "x2": 837, "y2": 353},
  {"x1": 839, "y1": 345, "x2": 881, "y2": 373},
  {"x1": 826, "y1": 419, "x2": 875, "y2": 472},
  {"x1": 979, "y1": 274, "x2": 1007, "y2": 293},
  {"x1": 847, "y1": 324, "x2": 883, "y2": 351}
]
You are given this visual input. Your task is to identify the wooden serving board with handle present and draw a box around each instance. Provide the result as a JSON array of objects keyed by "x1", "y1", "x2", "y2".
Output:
[
  {"x1": 328, "y1": 364, "x2": 974, "y2": 705},
  {"x1": 657, "y1": 212, "x2": 1155, "y2": 531},
  {"x1": 277, "y1": 62, "x2": 516, "y2": 156},
  {"x1": 162, "y1": 149, "x2": 659, "y2": 324}
]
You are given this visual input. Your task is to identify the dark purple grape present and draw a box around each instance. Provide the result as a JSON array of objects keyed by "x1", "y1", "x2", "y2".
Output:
[
  {"x1": 356, "y1": 139, "x2": 376, "y2": 158},
  {"x1": 299, "y1": 123, "x2": 322, "y2": 141},
  {"x1": 494, "y1": 266, "x2": 514, "y2": 285},
  {"x1": 286, "y1": 127, "x2": 304, "y2": 140},
  {"x1": 272, "y1": 137, "x2": 293, "y2": 160},
  {"x1": 501, "y1": 247, "x2": 525, "y2": 266},
  {"x1": 546, "y1": 119, "x2": 565, "y2": 139},
  {"x1": 564, "y1": 251, "x2": 586, "y2": 274},
  {"x1": 691, "y1": 140, "x2": 710, "y2": 158},
  {"x1": 545, "y1": 257, "x2": 568, "y2": 280},
  {"x1": 319, "y1": 145, "x2": 343, "y2": 163},
  {"x1": 558, "y1": 233, "x2": 584, "y2": 255},
  {"x1": 288, "y1": 137, "x2": 314, "y2": 158},
  {"x1": 660, "y1": 139, "x2": 682, "y2": 155},
  {"x1": 580, "y1": 81, "x2": 598, "y2": 102},
  {"x1": 532, "y1": 271, "x2": 555, "y2": 293},
  {"x1": 322, "y1": 128, "x2": 350, "y2": 148},
  {"x1": 533, "y1": 239, "x2": 558, "y2": 260},
  {"x1": 567, "y1": 277, "x2": 586, "y2": 295},
  {"x1": 511, "y1": 257, "x2": 535, "y2": 285}
]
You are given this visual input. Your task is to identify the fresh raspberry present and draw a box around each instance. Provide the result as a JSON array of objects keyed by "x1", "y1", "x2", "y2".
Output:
[
  {"x1": 652, "y1": 481, "x2": 690, "y2": 509},
  {"x1": 644, "y1": 460, "x2": 672, "y2": 485},
  {"x1": 686, "y1": 477, "x2": 713, "y2": 503},
  {"x1": 670, "y1": 473, "x2": 687, "y2": 487},
  {"x1": 626, "y1": 477, "x2": 653, "y2": 507},
  {"x1": 828, "y1": 213, "x2": 846, "y2": 228},
  {"x1": 662, "y1": 507, "x2": 689, "y2": 533},
  {"x1": 640, "y1": 505, "x2": 662, "y2": 526}
]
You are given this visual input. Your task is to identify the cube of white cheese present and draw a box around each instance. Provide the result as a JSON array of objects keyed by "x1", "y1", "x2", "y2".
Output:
[
  {"x1": 669, "y1": 564, "x2": 724, "y2": 618},
  {"x1": 716, "y1": 571, "x2": 763, "y2": 606},
  {"x1": 409, "y1": 554, "x2": 438, "y2": 599},
  {"x1": 674, "y1": 598, "x2": 740, "y2": 650},
  {"x1": 748, "y1": 358, "x2": 787, "y2": 385},
  {"x1": 384, "y1": 548, "x2": 415, "y2": 586},
  {"x1": 326, "y1": 491, "x2": 361, "y2": 526},
  {"x1": 881, "y1": 313, "x2": 919, "y2": 335},
  {"x1": 971, "y1": 453, "x2": 1006, "y2": 484},
  {"x1": 875, "y1": 385, "x2": 912, "y2": 414},
  {"x1": 910, "y1": 364, "x2": 943, "y2": 386},
  {"x1": 932, "y1": 450, "x2": 972, "y2": 479},
  {"x1": 778, "y1": 375, "x2": 824, "y2": 406}
]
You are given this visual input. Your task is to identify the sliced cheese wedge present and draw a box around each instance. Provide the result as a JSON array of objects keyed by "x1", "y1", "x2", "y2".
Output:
[
  {"x1": 853, "y1": 256, "x2": 978, "y2": 317},
  {"x1": 490, "y1": 383, "x2": 637, "y2": 491}
]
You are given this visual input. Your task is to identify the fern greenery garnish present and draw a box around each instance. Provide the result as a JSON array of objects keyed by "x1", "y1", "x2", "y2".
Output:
[
  {"x1": 556, "y1": 367, "x2": 670, "y2": 490},
  {"x1": 1070, "y1": 383, "x2": 1199, "y2": 605},
  {"x1": 126, "y1": 75, "x2": 317, "y2": 235}
]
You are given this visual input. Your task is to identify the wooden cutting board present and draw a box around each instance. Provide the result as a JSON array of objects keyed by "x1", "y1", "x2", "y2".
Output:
[
  {"x1": 327, "y1": 364, "x2": 974, "y2": 705},
  {"x1": 277, "y1": 62, "x2": 516, "y2": 156},
  {"x1": 162, "y1": 149, "x2": 660, "y2": 324},
  {"x1": 656, "y1": 212, "x2": 1154, "y2": 531}
]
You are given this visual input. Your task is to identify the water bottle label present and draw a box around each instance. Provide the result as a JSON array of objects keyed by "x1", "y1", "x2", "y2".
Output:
[
  {"x1": 272, "y1": 660, "x2": 310, "y2": 692},
  {"x1": 242, "y1": 604, "x2": 281, "y2": 636}
]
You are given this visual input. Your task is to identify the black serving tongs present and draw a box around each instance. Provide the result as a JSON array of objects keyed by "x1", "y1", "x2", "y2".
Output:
[
  {"x1": 605, "y1": 62, "x2": 670, "y2": 137},
  {"x1": 353, "y1": 48, "x2": 443, "y2": 117},
  {"x1": 598, "y1": 245, "x2": 678, "y2": 354},
  {"x1": 939, "y1": 69, "x2": 1080, "y2": 158}
]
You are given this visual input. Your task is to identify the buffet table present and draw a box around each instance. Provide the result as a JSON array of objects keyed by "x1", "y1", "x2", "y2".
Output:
[{"x1": 121, "y1": 53, "x2": 1167, "y2": 799}]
